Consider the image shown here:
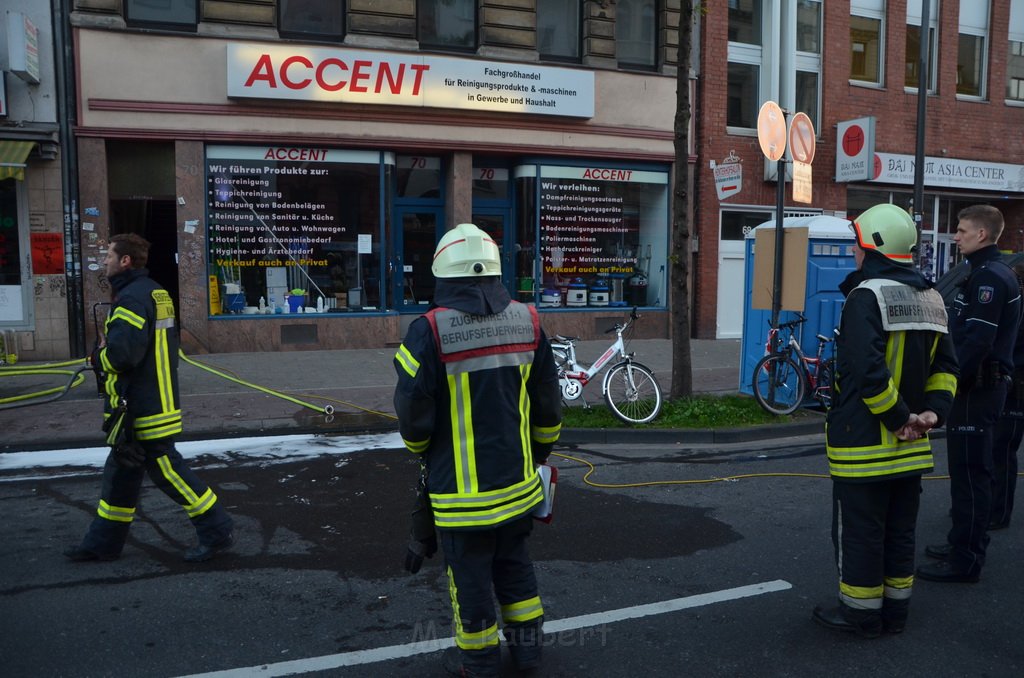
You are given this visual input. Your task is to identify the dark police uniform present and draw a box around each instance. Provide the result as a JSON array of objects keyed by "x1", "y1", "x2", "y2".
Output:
[
  {"x1": 825, "y1": 253, "x2": 957, "y2": 633},
  {"x1": 989, "y1": 272, "x2": 1024, "y2": 529},
  {"x1": 944, "y1": 244, "x2": 1021, "y2": 575},
  {"x1": 393, "y1": 278, "x2": 561, "y2": 676},
  {"x1": 77, "y1": 267, "x2": 233, "y2": 558}
]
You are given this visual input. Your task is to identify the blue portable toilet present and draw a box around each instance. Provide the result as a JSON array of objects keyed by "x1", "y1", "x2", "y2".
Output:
[{"x1": 738, "y1": 215, "x2": 857, "y2": 399}]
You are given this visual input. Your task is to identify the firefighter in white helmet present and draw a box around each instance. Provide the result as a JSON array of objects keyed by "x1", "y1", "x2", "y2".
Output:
[
  {"x1": 393, "y1": 223, "x2": 562, "y2": 676},
  {"x1": 813, "y1": 203, "x2": 958, "y2": 636}
]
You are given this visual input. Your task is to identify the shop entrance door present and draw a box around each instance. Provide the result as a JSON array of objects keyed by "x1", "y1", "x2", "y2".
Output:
[
  {"x1": 393, "y1": 206, "x2": 444, "y2": 311},
  {"x1": 470, "y1": 209, "x2": 513, "y2": 294}
]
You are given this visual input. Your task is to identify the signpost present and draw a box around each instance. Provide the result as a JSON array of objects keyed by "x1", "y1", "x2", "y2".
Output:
[
  {"x1": 757, "y1": 101, "x2": 788, "y2": 329},
  {"x1": 789, "y1": 112, "x2": 815, "y2": 205}
]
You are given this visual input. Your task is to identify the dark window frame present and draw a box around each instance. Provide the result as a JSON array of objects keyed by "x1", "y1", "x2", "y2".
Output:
[
  {"x1": 124, "y1": 0, "x2": 199, "y2": 32},
  {"x1": 417, "y1": 0, "x2": 479, "y2": 53},
  {"x1": 278, "y1": 0, "x2": 347, "y2": 42},
  {"x1": 537, "y1": 0, "x2": 583, "y2": 63},
  {"x1": 616, "y1": 0, "x2": 660, "y2": 71}
]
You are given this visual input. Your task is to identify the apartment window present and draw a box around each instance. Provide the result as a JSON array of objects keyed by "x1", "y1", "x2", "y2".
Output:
[
  {"x1": 279, "y1": 0, "x2": 344, "y2": 40},
  {"x1": 796, "y1": 0, "x2": 821, "y2": 53},
  {"x1": 418, "y1": 0, "x2": 477, "y2": 51},
  {"x1": 850, "y1": 0, "x2": 884, "y2": 85},
  {"x1": 538, "y1": 0, "x2": 581, "y2": 61},
  {"x1": 1011, "y1": 1, "x2": 1024, "y2": 102},
  {"x1": 957, "y1": 1, "x2": 990, "y2": 97},
  {"x1": 728, "y1": 1, "x2": 762, "y2": 130},
  {"x1": 727, "y1": 63, "x2": 760, "y2": 128},
  {"x1": 795, "y1": 71, "x2": 819, "y2": 130},
  {"x1": 125, "y1": 0, "x2": 198, "y2": 30},
  {"x1": 617, "y1": 0, "x2": 657, "y2": 69},
  {"x1": 729, "y1": 0, "x2": 762, "y2": 45},
  {"x1": 795, "y1": 1, "x2": 821, "y2": 131},
  {"x1": 905, "y1": 0, "x2": 938, "y2": 91}
]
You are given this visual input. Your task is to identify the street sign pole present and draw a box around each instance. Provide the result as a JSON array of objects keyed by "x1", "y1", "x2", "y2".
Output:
[
  {"x1": 912, "y1": 0, "x2": 931, "y2": 269},
  {"x1": 757, "y1": 101, "x2": 788, "y2": 331},
  {"x1": 772, "y1": 154, "x2": 786, "y2": 330}
]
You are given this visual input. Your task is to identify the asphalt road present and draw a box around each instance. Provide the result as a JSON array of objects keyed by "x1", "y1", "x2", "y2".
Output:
[{"x1": 1, "y1": 433, "x2": 1022, "y2": 677}]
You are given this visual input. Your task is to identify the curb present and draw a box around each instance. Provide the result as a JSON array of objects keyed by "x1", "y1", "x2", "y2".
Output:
[{"x1": 558, "y1": 418, "x2": 825, "y2": 445}]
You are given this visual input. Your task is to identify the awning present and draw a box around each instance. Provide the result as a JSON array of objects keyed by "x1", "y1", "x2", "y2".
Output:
[{"x1": 0, "y1": 140, "x2": 36, "y2": 181}]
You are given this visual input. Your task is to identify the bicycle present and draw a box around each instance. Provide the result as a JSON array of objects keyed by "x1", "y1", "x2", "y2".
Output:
[
  {"x1": 550, "y1": 307, "x2": 663, "y2": 425},
  {"x1": 751, "y1": 312, "x2": 835, "y2": 416}
]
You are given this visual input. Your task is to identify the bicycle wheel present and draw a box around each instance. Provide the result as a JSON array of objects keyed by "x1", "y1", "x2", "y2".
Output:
[
  {"x1": 752, "y1": 354, "x2": 806, "y2": 415},
  {"x1": 814, "y1": 358, "x2": 835, "y2": 410},
  {"x1": 603, "y1": 361, "x2": 663, "y2": 425}
]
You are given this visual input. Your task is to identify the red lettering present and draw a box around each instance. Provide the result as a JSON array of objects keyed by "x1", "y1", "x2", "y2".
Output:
[
  {"x1": 244, "y1": 54, "x2": 277, "y2": 88},
  {"x1": 375, "y1": 63, "x2": 403, "y2": 95},
  {"x1": 281, "y1": 55, "x2": 313, "y2": 90},
  {"x1": 349, "y1": 60, "x2": 372, "y2": 93},
  {"x1": 316, "y1": 58, "x2": 347, "y2": 92},
  {"x1": 409, "y1": 64, "x2": 429, "y2": 96},
  {"x1": 581, "y1": 169, "x2": 632, "y2": 181}
]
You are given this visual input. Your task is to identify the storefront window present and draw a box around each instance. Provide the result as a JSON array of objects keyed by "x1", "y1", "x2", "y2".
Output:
[
  {"x1": 205, "y1": 145, "x2": 385, "y2": 315},
  {"x1": 397, "y1": 156, "x2": 442, "y2": 198},
  {"x1": 514, "y1": 164, "x2": 669, "y2": 309},
  {"x1": 0, "y1": 179, "x2": 28, "y2": 325}
]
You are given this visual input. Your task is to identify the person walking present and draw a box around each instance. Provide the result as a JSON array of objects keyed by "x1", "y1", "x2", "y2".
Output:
[
  {"x1": 393, "y1": 223, "x2": 562, "y2": 677},
  {"x1": 65, "y1": 233, "x2": 234, "y2": 563},
  {"x1": 918, "y1": 205, "x2": 1021, "y2": 583},
  {"x1": 988, "y1": 261, "x2": 1024, "y2": 531},
  {"x1": 812, "y1": 204, "x2": 958, "y2": 637}
]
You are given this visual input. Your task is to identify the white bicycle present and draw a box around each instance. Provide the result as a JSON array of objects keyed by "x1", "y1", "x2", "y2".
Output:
[{"x1": 550, "y1": 308, "x2": 663, "y2": 425}]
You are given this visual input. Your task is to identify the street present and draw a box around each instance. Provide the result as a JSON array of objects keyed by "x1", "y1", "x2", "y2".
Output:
[{"x1": 1, "y1": 432, "x2": 1022, "y2": 677}]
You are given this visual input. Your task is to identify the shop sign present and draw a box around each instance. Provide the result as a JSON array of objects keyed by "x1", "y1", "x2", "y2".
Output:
[
  {"x1": 30, "y1": 232, "x2": 64, "y2": 275},
  {"x1": 6, "y1": 13, "x2": 40, "y2": 84},
  {"x1": 835, "y1": 117, "x2": 874, "y2": 182},
  {"x1": 869, "y1": 153, "x2": 1024, "y2": 193},
  {"x1": 227, "y1": 44, "x2": 595, "y2": 118},
  {"x1": 711, "y1": 150, "x2": 742, "y2": 200}
]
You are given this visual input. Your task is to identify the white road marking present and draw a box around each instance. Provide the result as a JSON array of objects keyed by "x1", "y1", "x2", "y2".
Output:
[{"x1": 177, "y1": 580, "x2": 792, "y2": 678}]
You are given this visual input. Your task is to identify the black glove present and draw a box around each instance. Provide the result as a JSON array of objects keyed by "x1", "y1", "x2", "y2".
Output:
[
  {"x1": 111, "y1": 440, "x2": 146, "y2": 469},
  {"x1": 404, "y1": 536, "x2": 438, "y2": 574}
]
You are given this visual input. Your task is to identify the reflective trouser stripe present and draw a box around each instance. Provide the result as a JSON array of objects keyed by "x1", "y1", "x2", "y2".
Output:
[
  {"x1": 184, "y1": 488, "x2": 218, "y2": 518},
  {"x1": 154, "y1": 328, "x2": 174, "y2": 412},
  {"x1": 157, "y1": 455, "x2": 203, "y2": 511},
  {"x1": 884, "y1": 575, "x2": 914, "y2": 600},
  {"x1": 448, "y1": 565, "x2": 500, "y2": 650},
  {"x1": 840, "y1": 582, "x2": 884, "y2": 609},
  {"x1": 501, "y1": 596, "x2": 544, "y2": 623},
  {"x1": 97, "y1": 499, "x2": 135, "y2": 523}
]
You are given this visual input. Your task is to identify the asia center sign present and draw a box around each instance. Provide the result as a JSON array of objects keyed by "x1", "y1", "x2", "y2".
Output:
[{"x1": 226, "y1": 44, "x2": 595, "y2": 118}]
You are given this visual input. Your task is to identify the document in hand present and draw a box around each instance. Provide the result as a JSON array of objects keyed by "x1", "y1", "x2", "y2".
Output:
[{"x1": 532, "y1": 463, "x2": 557, "y2": 523}]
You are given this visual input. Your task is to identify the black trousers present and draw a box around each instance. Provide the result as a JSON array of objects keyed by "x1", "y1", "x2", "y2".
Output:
[
  {"x1": 945, "y1": 383, "x2": 1007, "y2": 574},
  {"x1": 832, "y1": 476, "x2": 921, "y2": 610},
  {"x1": 441, "y1": 516, "x2": 543, "y2": 673},
  {"x1": 81, "y1": 437, "x2": 233, "y2": 557},
  {"x1": 990, "y1": 398, "x2": 1023, "y2": 527}
]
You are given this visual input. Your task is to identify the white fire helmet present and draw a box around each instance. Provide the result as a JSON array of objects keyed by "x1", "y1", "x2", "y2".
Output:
[
  {"x1": 431, "y1": 223, "x2": 502, "y2": 278},
  {"x1": 851, "y1": 203, "x2": 917, "y2": 264}
]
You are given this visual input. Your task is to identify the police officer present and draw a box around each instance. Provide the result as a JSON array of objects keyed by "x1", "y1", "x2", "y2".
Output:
[
  {"x1": 988, "y1": 261, "x2": 1024, "y2": 530},
  {"x1": 65, "y1": 233, "x2": 234, "y2": 563},
  {"x1": 812, "y1": 204, "x2": 958, "y2": 637},
  {"x1": 393, "y1": 223, "x2": 562, "y2": 677},
  {"x1": 918, "y1": 205, "x2": 1021, "y2": 583}
]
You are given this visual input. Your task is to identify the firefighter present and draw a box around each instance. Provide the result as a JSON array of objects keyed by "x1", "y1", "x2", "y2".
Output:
[
  {"x1": 813, "y1": 204, "x2": 958, "y2": 637},
  {"x1": 919, "y1": 205, "x2": 1021, "y2": 582},
  {"x1": 393, "y1": 223, "x2": 562, "y2": 677},
  {"x1": 65, "y1": 234, "x2": 234, "y2": 563}
]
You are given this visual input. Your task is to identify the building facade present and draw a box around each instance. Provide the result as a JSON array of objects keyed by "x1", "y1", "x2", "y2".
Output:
[
  {"x1": 697, "y1": 0, "x2": 1024, "y2": 339},
  {"x1": 66, "y1": 0, "x2": 694, "y2": 355}
]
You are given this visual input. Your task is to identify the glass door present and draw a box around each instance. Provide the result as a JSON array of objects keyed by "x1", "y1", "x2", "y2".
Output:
[
  {"x1": 472, "y1": 209, "x2": 519, "y2": 300},
  {"x1": 393, "y1": 206, "x2": 444, "y2": 311}
]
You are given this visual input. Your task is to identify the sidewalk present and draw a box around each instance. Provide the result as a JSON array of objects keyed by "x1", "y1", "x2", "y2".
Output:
[{"x1": 0, "y1": 338, "x2": 821, "y2": 452}]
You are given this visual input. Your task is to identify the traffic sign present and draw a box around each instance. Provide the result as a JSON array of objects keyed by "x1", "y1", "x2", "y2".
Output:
[
  {"x1": 792, "y1": 161, "x2": 812, "y2": 204},
  {"x1": 788, "y1": 112, "x2": 816, "y2": 164},
  {"x1": 757, "y1": 101, "x2": 787, "y2": 161}
]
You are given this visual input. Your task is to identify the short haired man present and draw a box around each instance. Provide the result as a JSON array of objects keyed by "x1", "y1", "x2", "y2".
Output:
[
  {"x1": 65, "y1": 233, "x2": 234, "y2": 563},
  {"x1": 393, "y1": 224, "x2": 562, "y2": 676},
  {"x1": 918, "y1": 205, "x2": 1021, "y2": 582},
  {"x1": 813, "y1": 204, "x2": 958, "y2": 637}
]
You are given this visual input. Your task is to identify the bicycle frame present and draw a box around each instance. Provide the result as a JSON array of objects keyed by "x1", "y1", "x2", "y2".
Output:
[
  {"x1": 551, "y1": 315, "x2": 636, "y2": 401},
  {"x1": 761, "y1": 316, "x2": 832, "y2": 402}
]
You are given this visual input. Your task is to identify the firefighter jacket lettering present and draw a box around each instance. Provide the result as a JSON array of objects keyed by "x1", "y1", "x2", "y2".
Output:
[
  {"x1": 96, "y1": 268, "x2": 182, "y2": 441},
  {"x1": 393, "y1": 283, "x2": 562, "y2": 530},
  {"x1": 826, "y1": 255, "x2": 958, "y2": 480}
]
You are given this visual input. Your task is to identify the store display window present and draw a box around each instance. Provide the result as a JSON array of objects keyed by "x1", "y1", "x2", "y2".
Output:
[
  {"x1": 514, "y1": 163, "x2": 669, "y2": 309},
  {"x1": 205, "y1": 145, "x2": 388, "y2": 316}
]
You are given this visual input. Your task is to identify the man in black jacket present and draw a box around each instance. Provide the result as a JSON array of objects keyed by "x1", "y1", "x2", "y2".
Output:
[
  {"x1": 393, "y1": 223, "x2": 561, "y2": 677},
  {"x1": 813, "y1": 204, "x2": 958, "y2": 637},
  {"x1": 919, "y1": 205, "x2": 1021, "y2": 582},
  {"x1": 65, "y1": 233, "x2": 234, "y2": 563}
]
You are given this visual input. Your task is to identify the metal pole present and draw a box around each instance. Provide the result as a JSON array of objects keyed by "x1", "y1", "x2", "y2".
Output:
[
  {"x1": 771, "y1": 155, "x2": 786, "y2": 330},
  {"x1": 912, "y1": 0, "x2": 931, "y2": 266}
]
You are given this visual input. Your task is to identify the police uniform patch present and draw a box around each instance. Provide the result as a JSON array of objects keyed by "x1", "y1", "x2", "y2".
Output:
[{"x1": 978, "y1": 286, "x2": 994, "y2": 303}]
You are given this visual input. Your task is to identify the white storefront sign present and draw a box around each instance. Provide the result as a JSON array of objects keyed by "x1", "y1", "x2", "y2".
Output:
[
  {"x1": 226, "y1": 44, "x2": 595, "y2": 118},
  {"x1": 835, "y1": 117, "x2": 875, "y2": 182},
  {"x1": 870, "y1": 153, "x2": 1024, "y2": 193},
  {"x1": 713, "y1": 162, "x2": 742, "y2": 200}
]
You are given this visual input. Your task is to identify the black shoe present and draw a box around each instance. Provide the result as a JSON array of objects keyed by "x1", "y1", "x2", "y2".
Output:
[
  {"x1": 63, "y1": 545, "x2": 119, "y2": 562},
  {"x1": 184, "y1": 532, "x2": 234, "y2": 563},
  {"x1": 442, "y1": 647, "x2": 497, "y2": 678},
  {"x1": 881, "y1": 599, "x2": 909, "y2": 635},
  {"x1": 811, "y1": 605, "x2": 882, "y2": 639},
  {"x1": 988, "y1": 520, "x2": 1010, "y2": 531},
  {"x1": 916, "y1": 560, "x2": 980, "y2": 583},
  {"x1": 924, "y1": 543, "x2": 953, "y2": 560},
  {"x1": 882, "y1": 617, "x2": 906, "y2": 634}
]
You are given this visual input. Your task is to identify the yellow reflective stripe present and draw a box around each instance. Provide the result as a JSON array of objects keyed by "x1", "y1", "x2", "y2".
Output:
[
  {"x1": 519, "y1": 363, "x2": 532, "y2": 479},
  {"x1": 432, "y1": 483, "x2": 543, "y2": 528},
  {"x1": 154, "y1": 328, "x2": 173, "y2": 412},
  {"x1": 863, "y1": 379, "x2": 898, "y2": 414},
  {"x1": 926, "y1": 372, "x2": 957, "y2": 395},
  {"x1": 840, "y1": 582, "x2": 883, "y2": 609},
  {"x1": 456, "y1": 623, "x2": 500, "y2": 650},
  {"x1": 156, "y1": 454, "x2": 201, "y2": 505},
  {"x1": 531, "y1": 423, "x2": 561, "y2": 444},
  {"x1": 111, "y1": 307, "x2": 145, "y2": 330},
  {"x1": 403, "y1": 437, "x2": 429, "y2": 454},
  {"x1": 449, "y1": 372, "x2": 477, "y2": 494},
  {"x1": 884, "y1": 575, "x2": 914, "y2": 597},
  {"x1": 184, "y1": 488, "x2": 217, "y2": 518},
  {"x1": 501, "y1": 596, "x2": 544, "y2": 623},
  {"x1": 430, "y1": 474, "x2": 541, "y2": 508},
  {"x1": 395, "y1": 344, "x2": 419, "y2": 378},
  {"x1": 135, "y1": 421, "x2": 183, "y2": 440},
  {"x1": 97, "y1": 499, "x2": 135, "y2": 523},
  {"x1": 135, "y1": 411, "x2": 182, "y2": 440}
]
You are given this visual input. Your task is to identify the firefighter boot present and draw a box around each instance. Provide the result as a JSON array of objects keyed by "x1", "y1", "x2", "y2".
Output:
[
  {"x1": 504, "y1": 621, "x2": 543, "y2": 671},
  {"x1": 881, "y1": 598, "x2": 910, "y2": 634},
  {"x1": 442, "y1": 646, "x2": 500, "y2": 678},
  {"x1": 812, "y1": 603, "x2": 883, "y2": 639}
]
